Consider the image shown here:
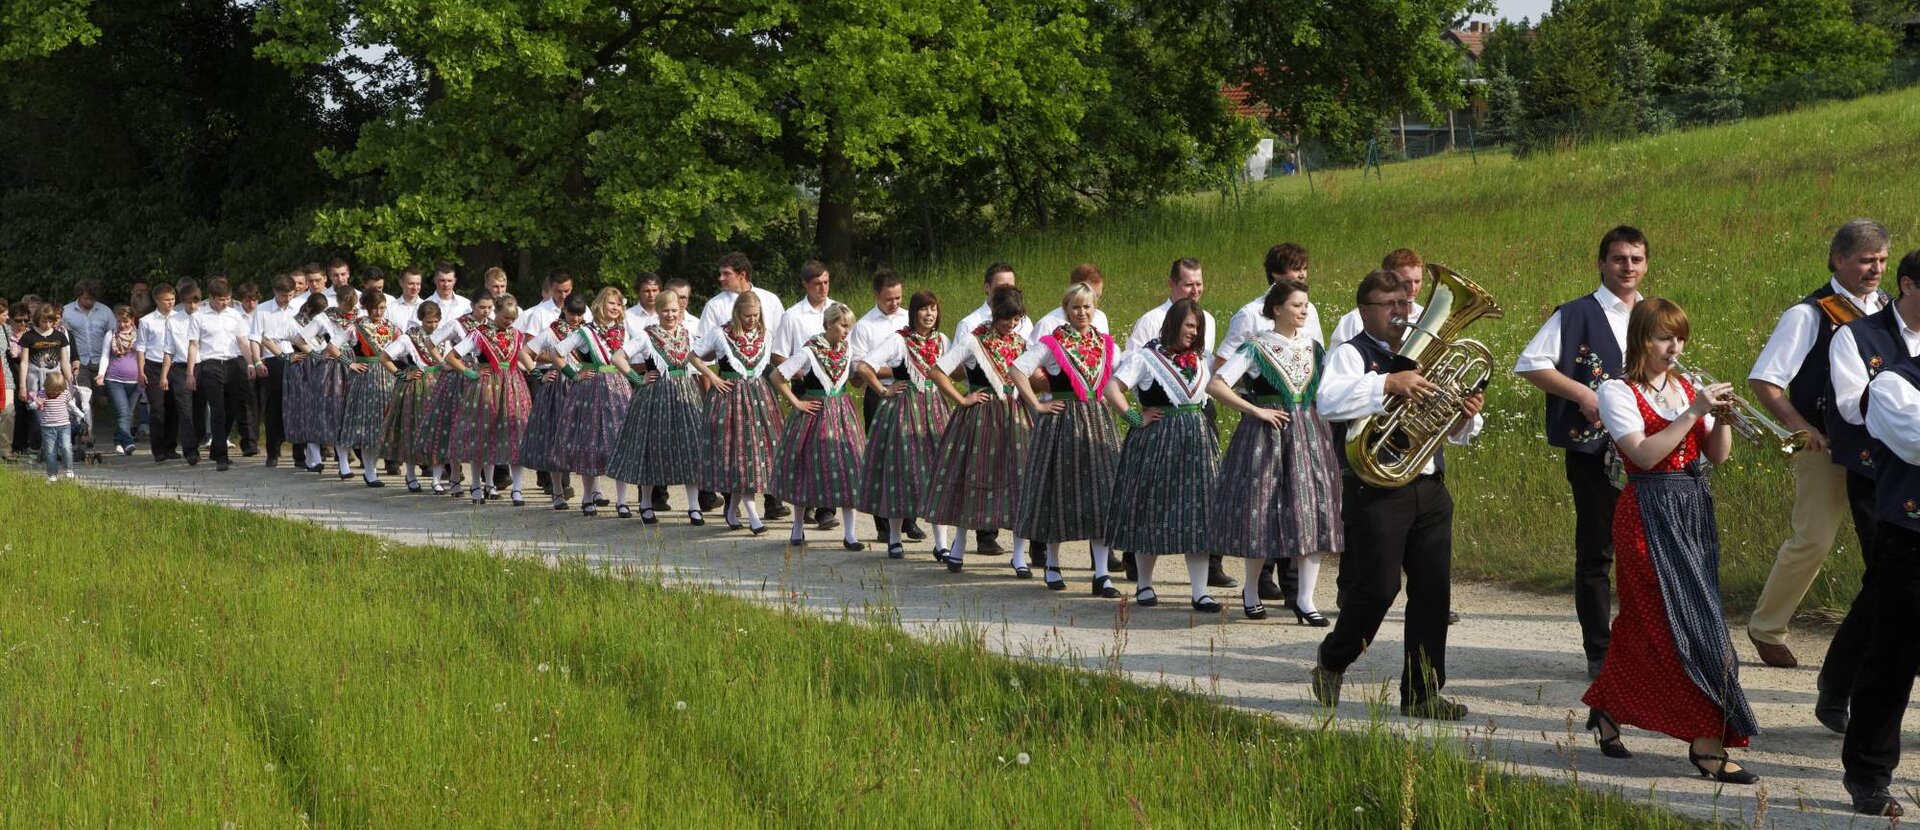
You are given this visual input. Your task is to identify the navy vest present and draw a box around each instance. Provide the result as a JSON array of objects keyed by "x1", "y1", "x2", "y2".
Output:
[
  {"x1": 1873, "y1": 360, "x2": 1920, "y2": 532},
  {"x1": 1786, "y1": 284, "x2": 1845, "y2": 428},
  {"x1": 1830, "y1": 305, "x2": 1907, "y2": 478},
  {"x1": 1544, "y1": 294, "x2": 1623, "y2": 455},
  {"x1": 1332, "y1": 333, "x2": 1443, "y2": 476}
]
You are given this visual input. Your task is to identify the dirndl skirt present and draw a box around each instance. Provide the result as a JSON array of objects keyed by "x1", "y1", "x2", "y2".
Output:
[
  {"x1": 284, "y1": 356, "x2": 345, "y2": 446},
  {"x1": 1207, "y1": 405, "x2": 1344, "y2": 558},
  {"x1": 607, "y1": 373, "x2": 707, "y2": 486},
  {"x1": 921, "y1": 396, "x2": 1032, "y2": 531},
  {"x1": 1014, "y1": 398, "x2": 1121, "y2": 543},
  {"x1": 696, "y1": 375, "x2": 783, "y2": 494},
  {"x1": 447, "y1": 368, "x2": 532, "y2": 466},
  {"x1": 857, "y1": 387, "x2": 952, "y2": 519},
  {"x1": 381, "y1": 369, "x2": 437, "y2": 466},
  {"x1": 414, "y1": 369, "x2": 468, "y2": 465},
  {"x1": 338, "y1": 362, "x2": 396, "y2": 449},
  {"x1": 768, "y1": 393, "x2": 866, "y2": 509},
  {"x1": 519, "y1": 372, "x2": 571, "y2": 472},
  {"x1": 1105, "y1": 408, "x2": 1218, "y2": 555},
  {"x1": 553, "y1": 369, "x2": 633, "y2": 476}
]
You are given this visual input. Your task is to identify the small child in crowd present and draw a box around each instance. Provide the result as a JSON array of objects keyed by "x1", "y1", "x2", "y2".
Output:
[{"x1": 33, "y1": 371, "x2": 77, "y2": 481}]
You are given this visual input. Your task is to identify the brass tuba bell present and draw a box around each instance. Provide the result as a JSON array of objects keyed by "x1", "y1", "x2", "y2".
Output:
[{"x1": 1345, "y1": 264, "x2": 1504, "y2": 488}]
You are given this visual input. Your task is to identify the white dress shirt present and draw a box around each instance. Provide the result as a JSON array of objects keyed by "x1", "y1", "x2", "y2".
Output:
[
  {"x1": 698, "y1": 286, "x2": 785, "y2": 337},
  {"x1": 388, "y1": 295, "x2": 425, "y2": 330},
  {"x1": 192, "y1": 306, "x2": 251, "y2": 361},
  {"x1": 1866, "y1": 368, "x2": 1920, "y2": 465},
  {"x1": 951, "y1": 301, "x2": 1034, "y2": 343},
  {"x1": 135, "y1": 310, "x2": 172, "y2": 363},
  {"x1": 1216, "y1": 295, "x2": 1321, "y2": 361},
  {"x1": 1512, "y1": 287, "x2": 1637, "y2": 373},
  {"x1": 1033, "y1": 306, "x2": 1111, "y2": 339},
  {"x1": 1318, "y1": 333, "x2": 1481, "y2": 475},
  {"x1": 1125, "y1": 298, "x2": 1216, "y2": 355},
  {"x1": 849, "y1": 305, "x2": 909, "y2": 362},
  {"x1": 162, "y1": 310, "x2": 199, "y2": 363},
  {"x1": 1829, "y1": 303, "x2": 1920, "y2": 425},
  {"x1": 62, "y1": 300, "x2": 115, "y2": 364},
  {"x1": 1749, "y1": 277, "x2": 1887, "y2": 388},
  {"x1": 771, "y1": 296, "x2": 832, "y2": 358},
  {"x1": 514, "y1": 298, "x2": 561, "y2": 337},
  {"x1": 423, "y1": 292, "x2": 472, "y2": 326},
  {"x1": 1329, "y1": 301, "x2": 1426, "y2": 346},
  {"x1": 1597, "y1": 377, "x2": 1717, "y2": 438},
  {"x1": 251, "y1": 297, "x2": 304, "y2": 358},
  {"x1": 856, "y1": 330, "x2": 948, "y2": 388}
]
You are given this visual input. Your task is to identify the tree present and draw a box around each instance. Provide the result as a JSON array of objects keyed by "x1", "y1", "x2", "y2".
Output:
[
  {"x1": 0, "y1": 0, "x2": 97, "y2": 61},
  {"x1": 1526, "y1": 0, "x2": 1619, "y2": 138},
  {"x1": 1483, "y1": 60, "x2": 1525, "y2": 145},
  {"x1": 1675, "y1": 18, "x2": 1742, "y2": 124},
  {"x1": 1226, "y1": 0, "x2": 1488, "y2": 162},
  {"x1": 1616, "y1": 22, "x2": 1672, "y2": 134},
  {"x1": 1661, "y1": 0, "x2": 1895, "y2": 109}
]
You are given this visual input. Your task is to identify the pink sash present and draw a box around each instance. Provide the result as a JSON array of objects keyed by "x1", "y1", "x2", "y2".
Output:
[{"x1": 1040, "y1": 330, "x2": 1114, "y2": 404}]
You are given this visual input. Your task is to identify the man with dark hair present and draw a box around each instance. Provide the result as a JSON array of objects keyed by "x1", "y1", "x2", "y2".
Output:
[
  {"x1": 1331, "y1": 248, "x2": 1427, "y2": 344},
  {"x1": 699, "y1": 253, "x2": 784, "y2": 336},
  {"x1": 251, "y1": 273, "x2": 304, "y2": 467},
  {"x1": 391, "y1": 266, "x2": 426, "y2": 330},
  {"x1": 192, "y1": 278, "x2": 257, "y2": 471},
  {"x1": 323, "y1": 259, "x2": 352, "y2": 307},
  {"x1": 62, "y1": 278, "x2": 114, "y2": 451},
  {"x1": 159, "y1": 281, "x2": 202, "y2": 465},
  {"x1": 428, "y1": 263, "x2": 471, "y2": 340},
  {"x1": 1514, "y1": 225, "x2": 1646, "y2": 679},
  {"x1": 1311, "y1": 269, "x2": 1484, "y2": 720},
  {"x1": 1746, "y1": 218, "x2": 1892, "y2": 670}
]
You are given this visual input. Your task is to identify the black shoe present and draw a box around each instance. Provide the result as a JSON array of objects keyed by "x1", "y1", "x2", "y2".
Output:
[
  {"x1": 1191, "y1": 595, "x2": 1222, "y2": 613},
  {"x1": 1091, "y1": 575, "x2": 1120, "y2": 598},
  {"x1": 1400, "y1": 696, "x2": 1468, "y2": 721},
  {"x1": 748, "y1": 523, "x2": 768, "y2": 536},
  {"x1": 764, "y1": 498, "x2": 790, "y2": 520},
  {"x1": 338, "y1": 471, "x2": 353, "y2": 480},
  {"x1": 789, "y1": 531, "x2": 806, "y2": 548},
  {"x1": 1107, "y1": 553, "x2": 1126, "y2": 575},
  {"x1": 216, "y1": 460, "x2": 231, "y2": 472},
  {"x1": 1044, "y1": 568, "x2": 1066, "y2": 590},
  {"x1": 1292, "y1": 608, "x2": 1330, "y2": 627},
  {"x1": 1011, "y1": 565, "x2": 1032, "y2": 579},
  {"x1": 265, "y1": 457, "x2": 279, "y2": 468},
  {"x1": 698, "y1": 490, "x2": 723, "y2": 511},
  {"x1": 186, "y1": 455, "x2": 200, "y2": 466},
  {"x1": 1243, "y1": 603, "x2": 1268, "y2": 620},
  {"x1": 1448, "y1": 610, "x2": 1462, "y2": 625},
  {"x1": 814, "y1": 508, "x2": 840, "y2": 530},
  {"x1": 1585, "y1": 710, "x2": 1632, "y2": 759},
  {"x1": 510, "y1": 490, "x2": 525, "y2": 507},
  {"x1": 1687, "y1": 750, "x2": 1758, "y2": 785},
  {"x1": 726, "y1": 515, "x2": 743, "y2": 531},
  {"x1": 1846, "y1": 780, "x2": 1905, "y2": 817},
  {"x1": 243, "y1": 447, "x2": 259, "y2": 458},
  {"x1": 1121, "y1": 551, "x2": 1138, "y2": 582},
  {"x1": 1206, "y1": 557, "x2": 1239, "y2": 589},
  {"x1": 887, "y1": 543, "x2": 905, "y2": 559},
  {"x1": 1309, "y1": 665, "x2": 1343, "y2": 707},
  {"x1": 651, "y1": 491, "x2": 671, "y2": 510},
  {"x1": 873, "y1": 516, "x2": 891, "y2": 543},
  {"x1": 641, "y1": 509, "x2": 657, "y2": 525},
  {"x1": 1257, "y1": 579, "x2": 1285, "y2": 602},
  {"x1": 365, "y1": 479, "x2": 385, "y2": 488},
  {"x1": 842, "y1": 539, "x2": 865, "y2": 551},
  {"x1": 902, "y1": 519, "x2": 927, "y2": 542},
  {"x1": 975, "y1": 533, "x2": 1005, "y2": 555},
  {"x1": 688, "y1": 510, "x2": 705, "y2": 526},
  {"x1": 582, "y1": 504, "x2": 597, "y2": 517},
  {"x1": 406, "y1": 481, "x2": 423, "y2": 493},
  {"x1": 616, "y1": 504, "x2": 632, "y2": 519},
  {"x1": 932, "y1": 548, "x2": 950, "y2": 564},
  {"x1": 1134, "y1": 587, "x2": 1159, "y2": 608},
  {"x1": 553, "y1": 500, "x2": 570, "y2": 511},
  {"x1": 945, "y1": 557, "x2": 964, "y2": 574},
  {"x1": 1815, "y1": 673, "x2": 1850, "y2": 734}
]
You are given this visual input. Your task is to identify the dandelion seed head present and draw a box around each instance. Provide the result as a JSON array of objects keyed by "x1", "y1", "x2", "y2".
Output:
[
  {"x1": 537, "y1": 662, "x2": 550, "y2": 673},
  {"x1": 263, "y1": 762, "x2": 276, "y2": 773},
  {"x1": 493, "y1": 702, "x2": 507, "y2": 713},
  {"x1": 1016, "y1": 753, "x2": 1031, "y2": 766},
  {"x1": 673, "y1": 700, "x2": 688, "y2": 711}
]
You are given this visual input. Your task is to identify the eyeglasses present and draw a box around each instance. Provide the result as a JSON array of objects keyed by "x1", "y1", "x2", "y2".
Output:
[{"x1": 1361, "y1": 300, "x2": 1414, "y2": 309}]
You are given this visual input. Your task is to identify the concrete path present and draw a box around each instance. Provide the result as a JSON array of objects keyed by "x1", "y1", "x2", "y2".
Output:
[{"x1": 67, "y1": 453, "x2": 1910, "y2": 829}]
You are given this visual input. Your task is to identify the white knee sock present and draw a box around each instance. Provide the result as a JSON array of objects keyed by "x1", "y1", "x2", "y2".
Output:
[
  {"x1": 790, "y1": 513, "x2": 806, "y2": 537},
  {"x1": 949, "y1": 527, "x2": 969, "y2": 562},
  {"x1": 1185, "y1": 554, "x2": 1211, "y2": 602},
  {"x1": 305, "y1": 443, "x2": 322, "y2": 467},
  {"x1": 1043, "y1": 542, "x2": 1059, "y2": 571},
  {"x1": 742, "y1": 492, "x2": 762, "y2": 528},
  {"x1": 581, "y1": 475, "x2": 597, "y2": 506},
  {"x1": 639, "y1": 485, "x2": 655, "y2": 511},
  {"x1": 932, "y1": 525, "x2": 950, "y2": 552},
  {"x1": 1090, "y1": 539, "x2": 1111, "y2": 578},
  {"x1": 509, "y1": 466, "x2": 524, "y2": 492},
  {"x1": 430, "y1": 464, "x2": 443, "y2": 488},
  {"x1": 1295, "y1": 553, "x2": 1323, "y2": 615},
  {"x1": 363, "y1": 457, "x2": 379, "y2": 483},
  {"x1": 1243, "y1": 558, "x2": 1265, "y2": 608},
  {"x1": 614, "y1": 481, "x2": 630, "y2": 508},
  {"x1": 684, "y1": 485, "x2": 700, "y2": 513},
  {"x1": 1136, "y1": 553, "x2": 1159, "y2": 592},
  {"x1": 1010, "y1": 537, "x2": 1030, "y2": 570},
  {"x1": 336, "y1": 447, "x2": 352, "y2": 475},
  {"x1": 840, "y1": 508, "x2": 858, "y2": 543},
  {"x1": 470, "y1": 462, "x2": 486, "y2": 497},
  {"x1": 888, "y1": 519, "x2": 902, "y2": 547}
]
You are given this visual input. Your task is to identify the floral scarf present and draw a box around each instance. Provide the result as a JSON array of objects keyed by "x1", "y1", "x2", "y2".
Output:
[
  {"x1": 645, "y1": 324, "x2": 691, "y2": 369},
  {"x1": 724, "y1": 326, "x2": 770, "y2": 376},
  {"x1": 971, "y1": 323, "x2": 1025, "y2": 394},
  {"x1": 1040, "y1": 324, "x2": 1114, "y2": 403},
  {"x1": 804, "y1": 333, "x2": 852, "y2": 393}
]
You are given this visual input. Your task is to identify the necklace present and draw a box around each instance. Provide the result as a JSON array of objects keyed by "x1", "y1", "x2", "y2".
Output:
[{"x1": 1645, "y1": 374, "x2": 1673, "y2": 409}]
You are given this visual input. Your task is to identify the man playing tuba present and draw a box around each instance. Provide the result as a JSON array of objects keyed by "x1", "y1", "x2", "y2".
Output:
[{"x1": 1309, "y1": 268, "x2": 1484, "y2": 720}]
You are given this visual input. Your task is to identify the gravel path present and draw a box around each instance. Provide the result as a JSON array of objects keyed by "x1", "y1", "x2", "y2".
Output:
[{"x1": 68, "y1": 453, "x2": 1907, "y2": 829}]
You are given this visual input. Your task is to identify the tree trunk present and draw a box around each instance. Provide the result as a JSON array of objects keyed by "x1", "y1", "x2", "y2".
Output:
[{"x1": 814, "y1": 131, "x2": 855, "y2": 278}]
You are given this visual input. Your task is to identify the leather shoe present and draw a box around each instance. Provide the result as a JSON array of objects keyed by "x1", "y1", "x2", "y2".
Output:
[
  {"x1": 1815, "y1": 673, "x2": 1850, "y2": 734},
  {"x1": 1309, "y1": 665, "x2": 1342, "y2": 707},
  {"x1": 1847, "y1": 780, "x2": 1905, "y2": 817},
  {"x1": 901, "y1": 519, "x2": 927, "y2": 542},
  {"x1": 1257, "y1": 578, "x2": 1286, "y2": 602},
  {"x1": 1748, "y1": 635, "x2": 1798, "y2": 668},
  {"x1": 1206, "y1": 556, "x2": 1239, "y2": 588},
  {"x1": 974, "y1": 532, "x2": 1005, "y2": 555},
  {"x1": 1400, "y1": 696, "x2": 1468, "y2": 721}
]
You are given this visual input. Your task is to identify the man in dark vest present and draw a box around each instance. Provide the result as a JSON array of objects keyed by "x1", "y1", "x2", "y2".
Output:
[
  {"x1": 1816, "y1": 250, "x2": 1920, "y2": 735},
  {"x1": 1745, "y1": 219, "x2": 1890, "y2": 669},
  {"x1": 1514, "y1": 225, "x2": 1646, "y2": 680},
  {"x1": 1309, "y1": 269, "x2": 1484, "y2": 720},
  {"x1": 1839, "y1": 347, "x2": 1920, "y2": 818}
]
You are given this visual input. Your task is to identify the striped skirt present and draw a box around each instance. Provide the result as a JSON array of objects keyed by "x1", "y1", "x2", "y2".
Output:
[
  {"x1": 337, "y1": 362, "x2": 396, "y2": 449},
  {"x1": 553, "y1": 369, "x2": 632, "y2": 476},
  {"x1": 447, "y1": 369, "x2": 532, "y2": 466},
  {"x1": 1014, "y1": 398, "x2": 1121, "y2": 543},
  {"x1": 381, "y1": 369, "x2": 437, "y2": 466},
  {"x1": 284, "y1": 356, "x2": 345, "y2": 446},
  {"x1": 1207, "y1": 406, "x2": 1343, "y2": 558},
  {"x1": 920, "y1": 396, "x2": 1031, "y2": 531},
  {"x1": 414, "y1": 369, "x2": 469, "y2": 465},
  {"x1": 857, "y1": 388, "x2": 952, "y2": 519},
  {"x1": 696, "y1": 375, "x2": 783, "y2": 494},
  {"x1": 607, "y1": 373, "x2": 707, "y2": 486},
  {"x1": 1105, "y1": 408, "x2": 1218, "y2": 555},
  {"x1": 519, "y1": 372, "x2": 571, "y2": 472},
  {"x1": 768, "y1": 393, "x2": 866, "y2": 509}
]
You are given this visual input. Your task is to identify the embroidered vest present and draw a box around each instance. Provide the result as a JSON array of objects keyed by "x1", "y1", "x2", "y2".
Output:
[
  {"x1": 1831, "y1": 305, "x2": 1906, "y2": 478},
  {"x1": 1547, "y1": 295, "x2": 1622, "y2": 454},
  {"x1": 1333, "y1": 333, "x2": 1443, "y2": 476},
  {"x1": 1873, "y1": 360, "x2": 1920, "y2": 532}
]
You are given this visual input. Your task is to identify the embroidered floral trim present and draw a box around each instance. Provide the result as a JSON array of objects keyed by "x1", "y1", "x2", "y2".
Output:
[
  {"x1": 647, "y1": 324, "x2": 690, "y2": 367},
  {"x1": 806, "y1": 333, "x2": 850, "y2": 387},
  {"x1": 727, "y1": 327, "x2": 767, "y2": 368},
  {"x1": 409, "y1": 329, "x2": 443, "y2": 365},
  {"x1": 902, "y1": 327, "x2": 943, "y2": 376},
  {"x1": 974, "y1": 324, "x2": 1024, "y2": 386}
]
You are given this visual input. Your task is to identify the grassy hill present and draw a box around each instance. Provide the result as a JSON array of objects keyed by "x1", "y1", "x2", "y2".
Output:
[{"x1": 905, "y1": 84, "x2": 1920, "y2": 612}]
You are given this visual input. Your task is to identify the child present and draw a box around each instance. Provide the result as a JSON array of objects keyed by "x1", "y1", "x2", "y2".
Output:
[{"x1": 33, "y1": 372, "x2": 77, "y2": 481}]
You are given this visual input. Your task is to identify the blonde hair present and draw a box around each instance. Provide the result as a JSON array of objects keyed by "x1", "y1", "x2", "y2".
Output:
[
  {"x1": 494, "y1": 293, "x2": 521, "y2": 323},
  {"x1": 823, "y1": 301, "x2": 853, "y2": 329},
  {"x1": 593, "y1": 286, "x2": 624, "y2": 325},
  {"x1": 1060, "y1": 282, "x2": 1097, "y2": 314},
  {"x1": 44, "y1": 371, "x2": 67, "y2": 396},
  {"x1": 730, "y1": 291, "x2": 765, "y2": 336}
]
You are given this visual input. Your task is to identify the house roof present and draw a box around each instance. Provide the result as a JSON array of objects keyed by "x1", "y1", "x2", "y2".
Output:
[
  {"x1": 1445, "y1": 22, "x2": 1490, "y2": 61},
  {"x1": 1220, "y1": 83, "x2": 1271, "y2": 119}
]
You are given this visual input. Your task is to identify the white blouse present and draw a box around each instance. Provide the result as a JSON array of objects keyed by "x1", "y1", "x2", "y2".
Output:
[
  {"x1": 1215, "y1": 330, "x2": 1317, "y2": 390},
  {"x1": 1597, "y1": 377, "x2": 1717, "y2": 438},
  {"x1": 1110, "y1": 347, "x2": 1213, "y2": 406}
]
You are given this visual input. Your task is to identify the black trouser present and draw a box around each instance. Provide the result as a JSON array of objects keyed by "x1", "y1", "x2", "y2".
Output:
[
  {"x1": 1566, "y1": 448, "x2": 1622, "y2": 662},
  {"x1": 259, "y1": 355, "x2": 288, "y2": 460},
  {"x1": 143, "y1": 360, "x2": 176, "y2": 457},
  {"x1": 1318, "y1": 473, "x2": 1454, "y2": 705},
  {"x1": 861, "y1": 386, "x2": 892, "y2": 536},
  {"x1": 1819, "y1": 471, "x2": 1884, "y2": 705},
  {"x1": 165, "y1": 363, "x2": 198, "y2": 460},
  {"x1": 1841, "y1": 521, "x2": 1920, "y2": 791},
  {"x1": 197, "y1": 357, "x2": 253, "y2": 462},
  {"x1": 75, "y1": 363, "x2": 99, "y2": 450}
]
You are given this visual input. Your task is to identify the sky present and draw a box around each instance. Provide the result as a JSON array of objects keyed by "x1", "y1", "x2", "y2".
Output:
[{"x1": 1477, "y1": 0, "x2": 1554, "y2": 23}]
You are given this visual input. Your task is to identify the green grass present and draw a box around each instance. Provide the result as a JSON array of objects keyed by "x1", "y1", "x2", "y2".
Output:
[
  {"x1": 0, "y1": 469, "x2": 1709, "y2": 827},
  {"x1": 904, "y1": 85, "x2": 1920, "y2": 615}
]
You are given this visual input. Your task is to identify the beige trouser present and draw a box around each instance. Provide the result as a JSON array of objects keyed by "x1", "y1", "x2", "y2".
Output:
[{"x1": 1746, "y1": 450, "x2": 1849, "y2": 645}]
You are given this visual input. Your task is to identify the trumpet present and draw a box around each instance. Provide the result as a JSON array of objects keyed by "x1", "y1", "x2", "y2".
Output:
[{"x1": 1673, "y1": 359, "x2": 1808, "y2": 456}]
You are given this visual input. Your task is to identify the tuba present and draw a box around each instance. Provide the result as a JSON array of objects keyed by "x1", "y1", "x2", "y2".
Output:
[
  {"x1": 1345, "y1": 264, "x2": 1504, "y2": 488},
  {"x1": 1673, "y1": 359, "x2": 1809, "y2": 456}
]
